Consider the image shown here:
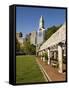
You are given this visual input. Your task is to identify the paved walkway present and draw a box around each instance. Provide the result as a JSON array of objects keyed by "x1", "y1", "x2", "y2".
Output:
[{"x1": 36, "y1": 57, "x2": 66, "y2": 82}]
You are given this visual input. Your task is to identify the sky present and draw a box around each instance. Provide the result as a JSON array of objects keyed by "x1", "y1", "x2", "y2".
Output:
[{"x1": 16, "y1": 6, "x2": 66, "y2": 37}]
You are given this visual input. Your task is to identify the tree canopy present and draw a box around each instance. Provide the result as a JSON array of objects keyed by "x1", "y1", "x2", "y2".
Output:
[{"x1": 44, "y1": 24, "x2": 62, "y2": 41}]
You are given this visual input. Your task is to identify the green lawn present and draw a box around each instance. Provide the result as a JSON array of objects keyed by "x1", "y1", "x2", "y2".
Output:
[{"x1": 16, "y1": 55, "x2": 45, "y2": 84}]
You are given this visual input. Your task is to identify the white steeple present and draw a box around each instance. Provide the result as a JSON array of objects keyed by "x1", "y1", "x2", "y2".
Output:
[{"x1": 39, "y1": 16, "x2": 44, "y2": 30}]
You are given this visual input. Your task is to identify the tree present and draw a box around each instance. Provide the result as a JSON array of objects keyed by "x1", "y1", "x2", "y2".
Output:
[
  {"x1": 16, "y1": 38, "x2": 20, "y2": 51},
  {"x1": 22, "y1": 35, "x2": 36, "y2": 55},
  {"x1": 19, "y1": 32, "x2": 23, "y2": 37},
  {"x1": 30, "y1": 44, "x2": 36, "y2": 55},
  {"x1": 44, "y1": 24, "x2": 62, "y2": 41}
]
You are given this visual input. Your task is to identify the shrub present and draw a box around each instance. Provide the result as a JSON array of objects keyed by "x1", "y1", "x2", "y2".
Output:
[
  {"x1": 41, "y1": 52, "x2": 48, "y2": 59},
  {"x1": 44, "y1": 52, "x2": 48, "y2": 60}
]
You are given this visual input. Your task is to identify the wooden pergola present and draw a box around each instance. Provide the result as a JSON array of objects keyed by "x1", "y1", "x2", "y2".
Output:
[{"x1": 37, "y1": 23, "x2": 66, "y2": 73}]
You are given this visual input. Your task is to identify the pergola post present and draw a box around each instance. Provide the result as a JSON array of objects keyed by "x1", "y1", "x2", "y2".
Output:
[
  {"x1": 54, "y1": 51, "x2": 56, "y2": 59},
  {"x1": 48, "y1": 48, "x2": 50, "y2": 64},
  {"x1": 58, "y1": 43, "x2": 63, "y2": 73},
  {"x1": 64, "y1": 46, "x2": 66, "y2": 57}
]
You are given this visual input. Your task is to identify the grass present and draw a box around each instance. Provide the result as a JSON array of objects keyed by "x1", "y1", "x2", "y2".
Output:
[{"x1": 16, "y1": 55, "x2": 46, "y2": 84}]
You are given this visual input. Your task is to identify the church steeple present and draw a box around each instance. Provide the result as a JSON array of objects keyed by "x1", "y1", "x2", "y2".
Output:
[{"x1": 39, "y1": 16, "x2": 44, "y2": 30}]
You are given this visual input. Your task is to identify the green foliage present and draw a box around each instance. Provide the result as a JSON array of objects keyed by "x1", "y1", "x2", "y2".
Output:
[
  {"x1": 23, "y1": 40, "x2": 30, "y2": 54},
  {"x1": 44, "y1": 25, "x2": 62, "y2": 41},
  {"x1": 44, "y1": 52, "x2": 48, "y2": 60},
  {"x1": 16, "y1": 32, "x2": 36, "y2": 55},
  {"x1": 40, "y1": 53, "x2": 44, "y2": 57},
  {"x1": 30, "y1": 44, "x2": 36, "y2": 55},
  {"x1": 22, "y1": 37, "x2": 36, "y2": 55},
  {"x1": 42, "y1": 52, "x2": 48, "y2": 60}
]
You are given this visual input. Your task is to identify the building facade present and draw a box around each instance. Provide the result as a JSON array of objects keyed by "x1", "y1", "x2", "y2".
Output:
[
  {"x1": 16, "y1": 32, "x2": 24, "y2": 47},
  {"x1": 30, "y1": 31, "x2": 36, "y2": 45}
]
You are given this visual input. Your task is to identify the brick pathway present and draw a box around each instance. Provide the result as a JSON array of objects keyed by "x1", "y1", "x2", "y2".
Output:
[{"x1": 36, "y1": 57, "x2": 66, "y2": 82}]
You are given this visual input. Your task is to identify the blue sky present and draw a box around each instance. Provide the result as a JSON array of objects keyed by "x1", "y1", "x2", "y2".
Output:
[{"x1": 16, "y1": 6, "x2": 66, "y2": 37}]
